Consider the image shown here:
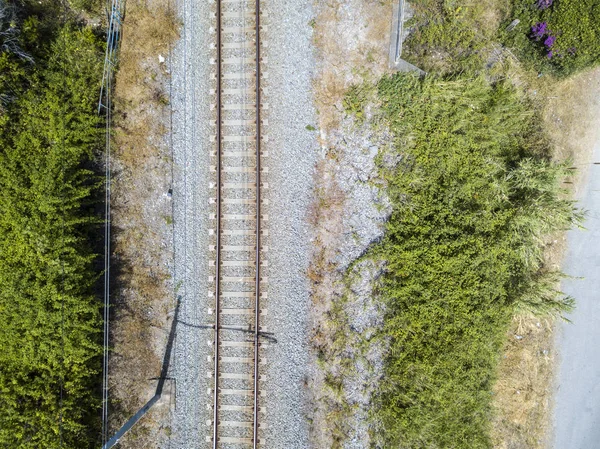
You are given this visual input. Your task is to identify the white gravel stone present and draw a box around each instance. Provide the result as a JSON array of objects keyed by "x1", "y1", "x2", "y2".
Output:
[
  {"x1": 261, "y1": 0, "x2": 318, "y2": 447},
  {"x1": 169, "y1": 0, "x2": 213, "y2": 445}
]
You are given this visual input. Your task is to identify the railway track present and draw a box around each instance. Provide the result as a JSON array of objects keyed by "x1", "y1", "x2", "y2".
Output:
[{"x1": 209, "y1": 0, "x2": 265, "y2": 447}]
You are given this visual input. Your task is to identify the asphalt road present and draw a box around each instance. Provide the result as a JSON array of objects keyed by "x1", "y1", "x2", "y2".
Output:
[{"x1": 552, "y1": 138, "x2": 600, "y2": 449}]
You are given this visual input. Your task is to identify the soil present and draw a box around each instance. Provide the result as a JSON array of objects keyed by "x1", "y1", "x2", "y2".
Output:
[{"x1": 107, "y1": 2, "x2": 179, "y2": 447}]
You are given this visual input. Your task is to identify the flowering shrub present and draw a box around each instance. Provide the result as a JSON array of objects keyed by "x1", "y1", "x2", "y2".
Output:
[
  {"x1": 531, "y1": 21, "x2": 547, "y2": 39},
  {"x1": 530, "y1": 22, "x2": 555, "y2": 59},
  {"x1": 509, "y1": 0, "x2": 600, "y2": 74},
  {"x1": 544, "y1": 35, "x2": 556, "y2": 48}
]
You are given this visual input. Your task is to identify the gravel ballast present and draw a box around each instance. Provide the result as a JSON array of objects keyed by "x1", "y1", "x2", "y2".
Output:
[
  {"x1": 170, "y1": 0, "x2": 213, "y2": 445},
  {"x1": 168, "y1": 0, "x2": 318, "y2": 447},
  {"x1": 261, "y1": 0, "x2": 319, "y2": 447}
]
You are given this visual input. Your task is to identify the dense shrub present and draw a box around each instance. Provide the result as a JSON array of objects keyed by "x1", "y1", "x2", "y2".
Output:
[
  {"x1": 402, "y1": 0, "x2": 498, "y2": 74},
  {"x1": 506, "y1": 0, "x2": 600, "y2": 74},
  {"x1": 351, "y1": 73, "x2": 580, "y2": 447},
  {"x1": 68, "y1": 0, "x2": 103, "y2": 13},
  {"x1": 0, "y1": 14, "x2": 104, "y2": 449}
]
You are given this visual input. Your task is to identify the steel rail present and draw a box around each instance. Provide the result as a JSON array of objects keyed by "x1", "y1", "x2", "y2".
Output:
[
  {"x1": 252, "y1": 0, "x2": 262, "y2": 447},
  {"x1": 212, "y1": 0, "x2": 223, "y2": 446},
  {"x1": 212, "y1": 0, "x2": 262, "y2": 447}
]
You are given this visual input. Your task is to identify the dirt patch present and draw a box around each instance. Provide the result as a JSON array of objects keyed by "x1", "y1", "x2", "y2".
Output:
[
  {"x1": 308, "y1": 1, "x2": 393, "y2": 447},
  {"x1": 544, "y1": 67, "x2": 600, "y2": 195},
  {"x1": 491, "y1": 67, "x2": 600, "y2": 449},
  {"x1": 312, "y1": 0, "x2": 393, "y2": 133},
  {"x1": 108, "y1": 1, "x2": 179, "y2": 446}
]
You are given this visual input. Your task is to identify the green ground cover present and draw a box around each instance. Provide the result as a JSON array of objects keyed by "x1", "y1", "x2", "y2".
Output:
[
  {"x1": 403, "y1": 0, "x2": 600, "y2": 77},
  {"x1": 401, "y1": 0, "x2": 508, "y2": 74},
  {"x1": 338, "y1": 0, "x2": 600, "y2": 447},
  {"x1": 345, "y1": 73, "x2": 581, "y2": 447},
  {"x1": 0, "y1": 2, "x2": 104, "y2": 447},
  {"x1": 504, "y1": 0, "x2": 600, "y2": 75}
]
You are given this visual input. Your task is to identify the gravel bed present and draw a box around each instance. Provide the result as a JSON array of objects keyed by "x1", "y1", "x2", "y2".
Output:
[
  {"x1": 222, "y1": 172, "x2": 257, "y2": 183},
  {"x1": 218, "y1": 297, "x2": 253, "y2": 308},
  {"x1": 223, "y1": 79, "x2": 255, "y2": 89},
  {"x1": 261, "y1": 0, "x2": 318, "y2": 448},
  {"x1": 168, "y1": 0, "x2": 213, "y2": 446},
  {"x1": 222, "y1": 156, "x2": 256, "y2": 165},
  {"x1": 223, "y1": 110, "x2": 256, "y2": 120},
  {"x1": 223, "y1": 48, "x2": 254, "y2": 59},
  {"x1": 222, "y1": 204, "x2": 254, "y2": 214},
  {"x1": 222, "y1": 267, "x2": 256, "y2": 277},
  {"x1": 167, "y1": 0, "x2": 317, "y2": 447},
  {"x1": 220, "y1": 410, "x2": 253, "y2": 422}
]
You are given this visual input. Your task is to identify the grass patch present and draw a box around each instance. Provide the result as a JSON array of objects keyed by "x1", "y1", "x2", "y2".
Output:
[
  {"x1": 404, "y1": 0, "x2": 600, "y2": 78},
  {"x1": 402, "y1": 0, "x2": 511, "y2": 74},
  {"x1": 345, "y1": 72, "x2": 581, "y2": 448}
]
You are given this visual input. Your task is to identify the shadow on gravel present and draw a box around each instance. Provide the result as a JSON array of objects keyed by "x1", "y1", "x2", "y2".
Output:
[
  {"x1": 104, "y1": 298, "x2": 180, "y2": 448},
  {"x1": 178, "y1": 313, "x2": 279, "y2": 344}
]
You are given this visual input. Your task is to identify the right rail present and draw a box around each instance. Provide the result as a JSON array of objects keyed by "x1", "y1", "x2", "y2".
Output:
[{"x1": 210, "y1": 0, "x2": 264, "y2": 447}]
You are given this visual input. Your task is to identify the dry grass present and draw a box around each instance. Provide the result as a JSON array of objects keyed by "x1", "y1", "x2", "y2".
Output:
[
  {"x1": 491, "y1": 67, "x2": 600, "y2": 449},
  {"x1": 312, "y1": 0, "x2": 393, "y2": 132},
  {"x1": 469, "y1": 0, "x2": 511, "y2": 38},
  {"x1": 108, "y1": 1, "x2": 179, "y2": 447},
  {"x1": 307, "y1": 152, "x2": 348, "y2": 449},
  {"x1": 544, "y1": 67, "x2": 600, "y2": 194},
  {"x1": 492, "y1": 316, "x2": 557, "y2": 449}
]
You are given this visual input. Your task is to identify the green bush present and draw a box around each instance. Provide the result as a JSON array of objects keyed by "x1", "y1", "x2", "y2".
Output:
[
  {"x1": 351, "y1": 73, "x2": 580, "y2": 447},
  {"x1": 402, "y1": 0, "x2": 507, "y2": 74},
  {"x1": 68, "y1": 0, "x2": 103, "y2": 13},
  {"x1": 0, "y1": 21, "x2": 104, "y2": 448},
  {"x1": 506, "y1": 0, "x2": 600, "y2": 74}
]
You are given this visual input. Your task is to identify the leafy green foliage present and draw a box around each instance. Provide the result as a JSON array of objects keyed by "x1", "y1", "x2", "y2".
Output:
[
  {"x1": 505, "y1": 0, "x2": 600, "y2": 75},
  {"x1": 402, "y1": 0, "x2": 508, "y2": 74},
  {"x1": 67, "y1": 0, "x2": 103, "y2": 13},
  {"x1": 0, "y1": 17, "x2": 104, "y2": 448},
  {"x1": 353, "y1": 73, "x2": 581, "y2": 447}
]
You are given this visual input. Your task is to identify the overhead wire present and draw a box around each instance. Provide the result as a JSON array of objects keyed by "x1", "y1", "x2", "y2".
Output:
[{"x1": 100, "y1": 0, "x2": 122, "y2": 445}]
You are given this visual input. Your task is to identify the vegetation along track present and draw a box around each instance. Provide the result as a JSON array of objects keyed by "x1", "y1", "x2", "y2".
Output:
[{"x1": 210, "y1": 0, "x2": 266, "y2": 447}]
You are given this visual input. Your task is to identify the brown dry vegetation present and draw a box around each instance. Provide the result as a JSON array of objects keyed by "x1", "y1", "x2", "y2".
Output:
[
  {"x1": 108, "y1": 1, "x2": 179, "y2": 446},
  {"x1": 491, "y1": 67, "x2": 600, "y2": 449},
  {"x1": 312, "y1": 0, "x2": 393, "y2": 132},
  {"x1": 307, "y1": 149, "x2": 349, "y2": 448}
]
